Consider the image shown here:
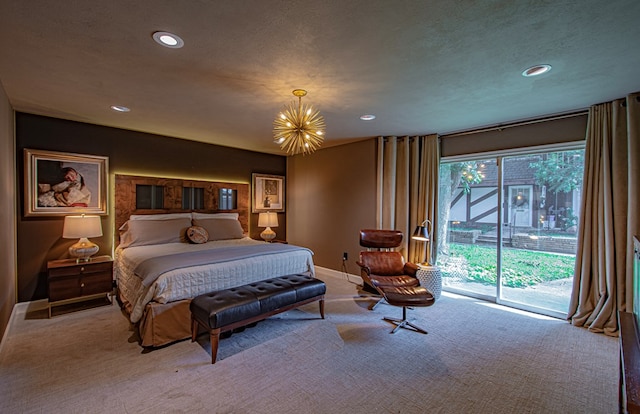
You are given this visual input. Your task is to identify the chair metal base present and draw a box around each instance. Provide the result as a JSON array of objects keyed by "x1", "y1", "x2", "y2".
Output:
[
  {"x1": 383, "y1": 306, "x2": 428, "y2": 334},
  {"x1": 370, "y1": 296, "x2": 386, "y2": 310}
]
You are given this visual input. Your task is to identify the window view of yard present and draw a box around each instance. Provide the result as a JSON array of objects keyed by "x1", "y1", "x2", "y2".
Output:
[
  {"x1": 437, "y1": 149, "x2": 583, "y2": 317},
  {"x1": 444, "y1": 243, "x2": 574, "y2": 288}
]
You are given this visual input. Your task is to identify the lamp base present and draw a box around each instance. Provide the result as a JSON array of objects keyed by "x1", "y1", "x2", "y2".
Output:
[
  {"x1": 69, "y1": 237, "x2": 99, "y2": 263},
  {"x1": 260, "y1": 227, "x2": 276, "y2": 242}
]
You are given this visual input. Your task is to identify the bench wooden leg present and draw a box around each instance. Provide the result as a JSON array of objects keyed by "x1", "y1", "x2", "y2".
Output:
[
  {"x1": 210, "y1": 329, "x2": 221, "y2": 364},
  {"x1": 319, "y1": 299, "x2": 325, "y2": 319},
  {"x1": 191, "y1": 316, "x2": 199, "y2": 342}
]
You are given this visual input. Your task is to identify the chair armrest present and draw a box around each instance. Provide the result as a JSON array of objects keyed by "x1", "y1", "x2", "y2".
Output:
[
  {"x1": 404, "y1": 262, "x2": 418, "y2": 277},
  {"x1": 355, "y1": 261, "x2": 371, "y2": 276}
]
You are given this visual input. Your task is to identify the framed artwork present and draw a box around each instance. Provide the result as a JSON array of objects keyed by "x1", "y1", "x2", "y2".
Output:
[
  {"x1": 252, "y1": 173, "x2": 285, "y2": 212},
  {"x1": 24, "y1": 149, "x2": 109, "y2": 216}
]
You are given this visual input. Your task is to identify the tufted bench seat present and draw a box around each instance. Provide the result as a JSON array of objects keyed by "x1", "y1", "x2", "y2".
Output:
[{"x1": 190, "y1": 274, "x2": 326, "y2": 363}]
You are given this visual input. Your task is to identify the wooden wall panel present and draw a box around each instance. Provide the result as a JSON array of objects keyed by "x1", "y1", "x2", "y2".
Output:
[{"x1": 115, "y1": 174, "x2": 249, "y2": 241}]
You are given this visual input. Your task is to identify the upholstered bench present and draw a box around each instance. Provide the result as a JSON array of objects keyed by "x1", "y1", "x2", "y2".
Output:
[{"x1": 190, "y1": 274, "x2": 326, "y2": 364}]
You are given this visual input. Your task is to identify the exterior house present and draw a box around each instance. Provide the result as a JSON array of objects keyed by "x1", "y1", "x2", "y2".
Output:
[{"x1": 448, "y1": 154, "x2": 581, "y2": 237}]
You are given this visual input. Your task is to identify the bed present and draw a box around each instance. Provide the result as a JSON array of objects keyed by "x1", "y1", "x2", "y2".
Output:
[{"x1": 114, "y1": 175, "x2": 315, "y2": 347}]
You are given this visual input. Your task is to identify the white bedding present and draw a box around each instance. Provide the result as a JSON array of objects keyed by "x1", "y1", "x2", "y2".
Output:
[{"x1": 114, "y1": 237, "x2": 315, "y2": 323}]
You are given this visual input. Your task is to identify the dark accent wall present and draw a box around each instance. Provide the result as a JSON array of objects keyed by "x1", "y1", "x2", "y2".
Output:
[
  {"x1": 287, "y1": 139, "x2": 377, "y2": 273},
  {"x1": 0, "y1": 84, "x2": 16, "y2": 338},
  {"x1": 15, "y1": 113, "x2": 286, "y2": 302}
]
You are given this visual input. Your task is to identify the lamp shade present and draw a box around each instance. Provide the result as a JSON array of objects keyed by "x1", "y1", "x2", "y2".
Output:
[
  {"x1": 258, "y1": 212, "x2": 278, "y2": 228},
  {"x1": 412, "y1": 225, "x2": 430, "y2": 242},
  {"x1": 63, "y1": 215, "x2": 102, "y2": 262},
  {"x1": 63, "y1": 215, "x2": 103, "y2": 239}
]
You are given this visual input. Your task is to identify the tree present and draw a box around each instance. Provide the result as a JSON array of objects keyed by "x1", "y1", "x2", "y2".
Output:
[
  {"x1": 528, "y1": 150, "x2": 584, "y2": 231},
  {"x1": 437, "y1": 161, "x2": 484, "y2": 256},
  {"x1": 528, "y1": 150, "x2": 584, "y2": 193}
]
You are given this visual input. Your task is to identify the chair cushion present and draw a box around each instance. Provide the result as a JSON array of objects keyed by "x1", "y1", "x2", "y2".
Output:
[
  {"x1": 360, "y1": 251, "x2": 406, "y2": 275},
  {"x1": 370, "y1": 275, "x2": 420, "y2": 288},
  {"x1": 359, "y1": 229, "x2": 403, "y2": 248},
  {"x1": 382, "y1": 286, "x2": 435, "y2": 307}
]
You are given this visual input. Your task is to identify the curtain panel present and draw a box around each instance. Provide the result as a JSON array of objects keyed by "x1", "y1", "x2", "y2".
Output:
[
  {"x1": 376, "y1": 135, "x2": 439, "y2": 263},
  {"x1": 568, "y1": 92, "x2": 640, "y2": 336}
]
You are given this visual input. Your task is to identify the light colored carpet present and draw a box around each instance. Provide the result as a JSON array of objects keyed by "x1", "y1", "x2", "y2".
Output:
[{"x1": 0, "y1": 271, "x2": 618, "y2": 413}]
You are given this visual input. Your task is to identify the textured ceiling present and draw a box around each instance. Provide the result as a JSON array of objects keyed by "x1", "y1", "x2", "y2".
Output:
[{"x1": 1, "y1": 0, "x2": 639, "y2": 155}]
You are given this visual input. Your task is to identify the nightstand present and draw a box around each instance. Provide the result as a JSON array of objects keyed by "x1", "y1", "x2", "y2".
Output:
[{"x1": 47, "y1": 255, "x2": 114, "y2": 318}]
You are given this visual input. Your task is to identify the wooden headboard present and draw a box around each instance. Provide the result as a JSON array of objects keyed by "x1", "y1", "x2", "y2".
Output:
[{"x1": 115, "y1": 174, "x2": 249, "y2": 241}]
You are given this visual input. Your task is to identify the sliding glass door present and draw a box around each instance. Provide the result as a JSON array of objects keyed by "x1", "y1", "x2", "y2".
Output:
[
  {"x1": 438, "y1": 158, "x2": 498, "y2": 301},
  {"x1": 437, "y1": 147, "x2": 584, "y2": 318}
]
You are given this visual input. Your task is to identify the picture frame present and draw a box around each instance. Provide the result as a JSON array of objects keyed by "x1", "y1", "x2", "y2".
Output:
[
  {"x1": 252, "y1": 173, "x2": 285, "y2": 213},
  {"x1": 24, "y1": 149, "x2": 109, "y2": 217}
]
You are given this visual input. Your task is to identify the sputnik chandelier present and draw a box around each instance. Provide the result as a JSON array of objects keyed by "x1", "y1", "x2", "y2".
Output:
[{"x1": 273, "y1": 89, "x2": 325, "y2": 155}]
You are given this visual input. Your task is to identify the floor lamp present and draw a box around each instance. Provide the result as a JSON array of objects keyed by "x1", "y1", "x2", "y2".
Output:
[
  {"x1": 411, "y1": 219, "x2": 433, "y2": 265},
  {"x1": 411, "y1": 219, "x2": 442, "y2": 299}
]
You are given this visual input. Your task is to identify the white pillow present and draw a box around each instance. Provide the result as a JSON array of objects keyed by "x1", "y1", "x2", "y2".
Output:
[
  {"x1": 192, "y1": 218, "x2": 244, "y2": 241},
  {"x1": 191, "y1": 212, "x2": 239, "y2": 220},
  {"x1": 119, "y1": 217, "x2": 192, "y2": 248}
]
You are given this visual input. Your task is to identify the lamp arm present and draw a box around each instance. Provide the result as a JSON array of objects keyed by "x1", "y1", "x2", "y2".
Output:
[
  {"x1": 417, "y1": 218, "x2": 434, "y2": 265},
  {"x1": 419, "y1": 219, "x2": 433, "y2": 236}
]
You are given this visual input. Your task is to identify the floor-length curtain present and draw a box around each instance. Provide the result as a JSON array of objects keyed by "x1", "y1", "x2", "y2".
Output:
[
  {"x1": 568, "y1": 92, "x2": 640, "y2": 336},
  {"x1": 376, "y1": 135, "x2": 439, "y2": 263}
]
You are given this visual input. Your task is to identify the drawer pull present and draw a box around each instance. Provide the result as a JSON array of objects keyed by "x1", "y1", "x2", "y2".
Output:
[
  {"x1": 80, "y1": 267, "x2": 85, "y2": 272},
  {"x1": 81, "y1": 283, "x2": 85, "y2": 288}
]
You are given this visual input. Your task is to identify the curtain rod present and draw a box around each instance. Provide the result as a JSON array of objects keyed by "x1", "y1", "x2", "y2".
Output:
[{"x1": 441, "y1": 110, "x2": 588, "y2": 139}]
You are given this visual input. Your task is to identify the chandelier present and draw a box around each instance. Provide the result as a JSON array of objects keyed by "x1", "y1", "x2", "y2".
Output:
[{"x1": 273, "y1": 89, "x2": 325, "y2": 155}]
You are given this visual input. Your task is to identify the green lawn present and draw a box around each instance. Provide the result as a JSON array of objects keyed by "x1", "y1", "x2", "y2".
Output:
[{"x1": 439, "y1": 243, "x2": 575, "y2": 288}]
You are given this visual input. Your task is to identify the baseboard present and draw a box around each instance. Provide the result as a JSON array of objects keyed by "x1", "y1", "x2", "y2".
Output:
[
  {"x1": 315, "y1": 266, "x2": 363, "y2": 285},
  {"x1": 0, "y1": 299, "x2": 48, "y2": 355}
]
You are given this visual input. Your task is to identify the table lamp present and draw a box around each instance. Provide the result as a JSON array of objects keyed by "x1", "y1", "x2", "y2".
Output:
[
  {"x1": 63, "y1": 214, "x2": 103, "y2": 262},
  {"x1": 258, "y1": 212, "x2": 278, "y2": 242}
]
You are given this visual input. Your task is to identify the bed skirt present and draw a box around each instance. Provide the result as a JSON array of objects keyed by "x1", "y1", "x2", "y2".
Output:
[{"x1": 138, "y1": 300, "x2": 192, "y2": 347}]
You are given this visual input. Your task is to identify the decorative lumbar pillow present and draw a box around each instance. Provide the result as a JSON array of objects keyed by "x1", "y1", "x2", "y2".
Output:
[
  {"x1": 186, "y1": 226, "x2": 209, "y2": 244},
  {"x1": 193, "y1": 218, "x2": 245, "y2": 241},
  {"x1": 119, "y1": 217, "x2": 192, "y2": 248}
]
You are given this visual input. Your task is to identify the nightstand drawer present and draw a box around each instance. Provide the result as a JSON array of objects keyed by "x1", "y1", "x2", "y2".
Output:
[
  {"x1": 49, "y1": 275, "x2": 83, "y2": 302},
  {"x1": 48, "y1": 261, "x2": 112, "y2": 278},
  {"x1": 48, "y1": 271, "x2": 113, "y2": 302},
  {"x1": 80, "y1": 271, "x2": 113, "y2": 296}
]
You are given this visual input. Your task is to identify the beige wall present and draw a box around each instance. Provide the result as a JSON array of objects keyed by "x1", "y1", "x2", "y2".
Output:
[
  {"x1": 287, "y1": 139, "x2": 377, "y2": 273},
  {"x1": 441, "y1": 113, "x2": 588, "y2": 157},
  {"x1": 0, "y1": 83, "x2": 16, "y2": 339}
]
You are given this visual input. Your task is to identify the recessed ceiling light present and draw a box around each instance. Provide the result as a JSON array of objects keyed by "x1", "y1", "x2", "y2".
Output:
[
  {"x1": 152, "y1": 31, "x2": 184, "y2": 49},
  {"x1": 522, "y1": 64, "x2": 552, "y2": 77},
  {"x1": 110, "y1": 105, "x2": 130, "y2": 112},
  {"x1": 360, "y1": 114, "x2": 376, "y2": 121}
]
